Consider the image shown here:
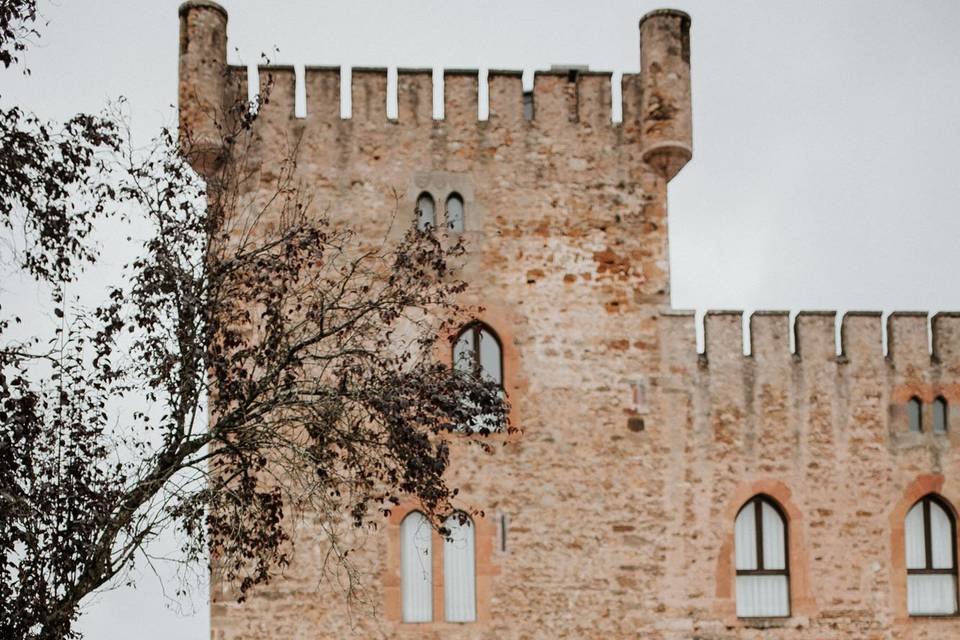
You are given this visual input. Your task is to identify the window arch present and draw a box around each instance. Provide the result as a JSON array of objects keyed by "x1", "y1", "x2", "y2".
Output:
[
  {"x1": 453, "y1": 322, "x2": 503, "y2": 387},
  {"x1": 453, "y1": 323, "x2": 504, "y2": 432},
  {"x1": 445, "y1": 193, "x2": 465, "y2": 233},
  {"x1": 400, "y1": 511, "x2": 433, "y2": 622},
  {"x1": 416, "y1": 192, "x2": 436, "y2": 231},
  {"x1": 934, "y1": 397, "x2": 949, "y2": 434},
  {"x1": 905, "y1": 494, "x2": 958, "y2": 615},
  {"x1": 734, "y1": 495, "x2": 790, "y2": 618},
  {"x1": 443, "y1": 512, "x2": 476, "y2": 622},
  {"x1": 908, "y1": 396, "x2": 923, "y2": 432}
]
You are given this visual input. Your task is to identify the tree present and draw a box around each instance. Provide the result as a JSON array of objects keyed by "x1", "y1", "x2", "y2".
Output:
[
  {"x1": 0, "y1": 0, "x2": 120, "y2": 286},
  {"x1": 0, "y1": 3, "x2": 507, "y2": 638}
]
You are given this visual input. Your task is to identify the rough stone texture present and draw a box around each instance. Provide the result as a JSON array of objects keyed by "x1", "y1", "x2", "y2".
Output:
[
  {"x1": 638, "y1": 9, "x2": 692, "y2": 181},
  {"x1": 178, "y1": 3, "x2": 960, "y2": 638}
]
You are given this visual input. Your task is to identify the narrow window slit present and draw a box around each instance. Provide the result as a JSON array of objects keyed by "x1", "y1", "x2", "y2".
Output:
[
  {"x1": 445, "y1": 193, "x2": 464, "y2": 233},
  {"x1": 499, "y1": 513, "x2": 508, "y2": 553},
  {"x1": 416, "y1": 192, "x2": 435, "y2": 231},
  {"x1": 908, "y1": 397, "x2": 923, "y2": 433},
  {"x1": 934, "y1": 397, "x2": 949, "y2": 434}
]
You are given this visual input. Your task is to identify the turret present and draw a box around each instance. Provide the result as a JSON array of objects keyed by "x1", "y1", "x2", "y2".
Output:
[
  {"x1": 638, "y1": 9, "x2": 692, "y2": 182},
  {"x1": 178, "y1": 1, "x2": 229, "y2": 178}
]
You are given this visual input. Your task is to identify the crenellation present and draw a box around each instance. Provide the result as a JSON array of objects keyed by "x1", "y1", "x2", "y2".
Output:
[
  {"x1": 303, "y1": 66, "x2": 340, "y2": 122},
  {"x1": 703, "y1": 311, "x2": 743, "y2": 366},
  {"x1": 487, "y1": 70, "x2": 524, "y2": 125},
  {"x1": 658, "y1": 311, "x2": 697, "y2": 377},
  {"x1": 225, "y1": 64, "x2": 248, "y2": 109},
  {"x1": 214, "y1": 62, "x2": 636, "y2": 132},
  {"x1": 178, "y1": 5, "x2": 687, "y2": 138},
  {"x1": 682, "y1": 311, "x2": 949, "y2": 371},
  {"x1": 932, "y1": 312, "x2": 960, "y2": 372},
  {"x1": 531, "y1": 72, "x2": 574, "y2": 127},
  {"x1": 619, "y1": 73, "x2": 642, "y2": 135},
  {"x1": 244, "y1": 66, "x2": 296, "y2": 158},
  {"x1": 396, "y1": 68, "x2": 432, "y2": 124},
  {"x1": 350, "y1": 67, "x2": 388, "y2": 123},
  {"x1": 257, "y1": 65, "x2": 295, "y2": 114},
  {"x1": 241, "y1": 63, "x2": 632, "y2": 127},
  {"x1": 886, "y1": 312, "x2": 929, "y2": 371},
  {"x1": 577, "y1": 72, "x2": 613, "y2": 128},
  {"x1": 839, "y1": 312, "x2": 883, "y2": 368},
  {"x1": 794, "y1": 311, "x2": 837, "y2": 364},
  {"x1": 749, "y1": 311, "x2": 791, "y2": 364},
  {"x1": 443, "y1": 70, "x2": 479, "y2": 125}
]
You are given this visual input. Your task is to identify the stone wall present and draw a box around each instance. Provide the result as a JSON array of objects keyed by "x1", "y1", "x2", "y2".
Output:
[
  {"x1": 178, "y1": 3, "x2": 960, "y2": 638},
  {"x1": 208, "y1": 53, "x2": 675, "y2": 640},
  {"x1": 654, "y1": 310, "x2": 960, "y2": 638}
]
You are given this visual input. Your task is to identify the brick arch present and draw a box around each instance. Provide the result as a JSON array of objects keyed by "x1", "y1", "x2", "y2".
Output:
[
  {"x1": 713, "y1": 479, "x2": 816, "y2": 622},
  {"x1": 891, "y1": 384, "x2": 960, "y2": 404},
  {"x1": 438, "y1": 301, "x2": 528, "y2": 439},
  {"x1": 888, "y1": 474, "x2": 960, "y2": 622}
]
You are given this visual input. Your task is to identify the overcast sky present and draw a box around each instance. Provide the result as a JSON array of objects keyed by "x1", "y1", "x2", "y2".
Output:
[{"x1": 5, "y1": 0, "x2": 960, "y2": 637}]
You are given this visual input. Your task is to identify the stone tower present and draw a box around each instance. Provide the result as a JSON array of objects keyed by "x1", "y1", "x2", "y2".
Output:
[{"x1": 179, "y1": 3, "x2": 960, "y2": 638}]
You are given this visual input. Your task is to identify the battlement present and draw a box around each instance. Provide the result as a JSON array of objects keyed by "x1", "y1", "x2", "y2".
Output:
[
  {"x1": 660, "y1": 310, "x2": 960, "y2": 374},
  {"x1": 178, "y1": 1, "x2": 694, "y2": 181},
  {"x1": 194, "y1": 6, "x2": 960, "y2": 638},
  {"x1": 237, "y1": 64, "x2": 626, "y2": 126}
]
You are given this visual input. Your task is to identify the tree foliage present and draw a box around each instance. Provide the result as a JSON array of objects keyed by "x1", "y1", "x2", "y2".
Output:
[
  {"x1": 0, "y1": 0, "x2": 36, "y2": 70},
  {"x1": 0, "y1": 3, "x2": 507, "y2": 638}
]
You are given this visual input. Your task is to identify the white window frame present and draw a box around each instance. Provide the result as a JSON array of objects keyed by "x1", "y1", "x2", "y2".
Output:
[
  {"x1": 400, "y1": 511, "x2": 433, "y2": 623},
  {"x1": 734, "y1": 495, "x2": 791, "y2": 618},
  {"x1": 442, "y1": 512, "x2": 477, "y2": 622},
  {"x1": 906, "y1": 495, "x2": 959, "y2": 616}
]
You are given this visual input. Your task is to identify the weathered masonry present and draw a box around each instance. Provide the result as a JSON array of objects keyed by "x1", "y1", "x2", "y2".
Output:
[{"x1": 179, "y1": 2, "x2": 960, "y2": 637}]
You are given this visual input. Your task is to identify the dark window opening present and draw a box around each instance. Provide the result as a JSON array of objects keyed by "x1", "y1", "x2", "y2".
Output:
[
  {"x1": 934, "y1": 397, "x2": 949, "y2": 434},
  {"x1": 445, "y1": 193, "x2": 464, "y2": 233},
  {"x1": 416, "y1": 192, "x2": 436, "y2": 231},
  {"x1": 908, "y1": 396, "x2": 923, "y2": 433}
]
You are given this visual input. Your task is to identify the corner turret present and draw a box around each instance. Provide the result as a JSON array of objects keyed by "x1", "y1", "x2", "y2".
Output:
[
  {"x1": 639, "y1": 9, "x2": 692, "y2": 181},
  {"x1": 178, "y1": 1, "x2": 229, "y2": 178}
]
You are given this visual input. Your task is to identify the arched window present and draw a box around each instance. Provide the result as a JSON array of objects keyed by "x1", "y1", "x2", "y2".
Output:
[
  {"x1": 905, "y1": 495, "x2": 958, "y2": 615},
  {"x1": 453, "y1": 323, "x2": 502, "y2": 386},
  {"x1": 934, "y1": 397, "x2": 949, "y2": 434},
  {"x1": 735, "y1": 496, "x2": 790, "y2": 618},
  {"x1": 445, "y1": 193, "x2": 465, "y2": 233},
  {"x1": 400, "y1": 511, "x2": 433, "y2": 622},
  {"x1": 908, "y1": 396, "x2": 923, "y2": 433},
  {"x1": 443, "y1": 512, "x2": 476, "y2": 622},
  {"x1": 416, "y1": 192, "x2": 436, "y2": 231},
  {"x1": 453, "y1": 323, "x2": 504, "y2": 432}
]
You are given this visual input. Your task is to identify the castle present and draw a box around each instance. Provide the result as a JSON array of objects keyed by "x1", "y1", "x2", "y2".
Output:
[{"x1": 179, "y1": 2, "x2": 960, "y2": 637}]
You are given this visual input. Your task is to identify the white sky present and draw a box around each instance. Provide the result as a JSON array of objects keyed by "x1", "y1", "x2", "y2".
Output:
[{"x1": 4, "y1": 0, "x2": 960, "y2": 637}]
